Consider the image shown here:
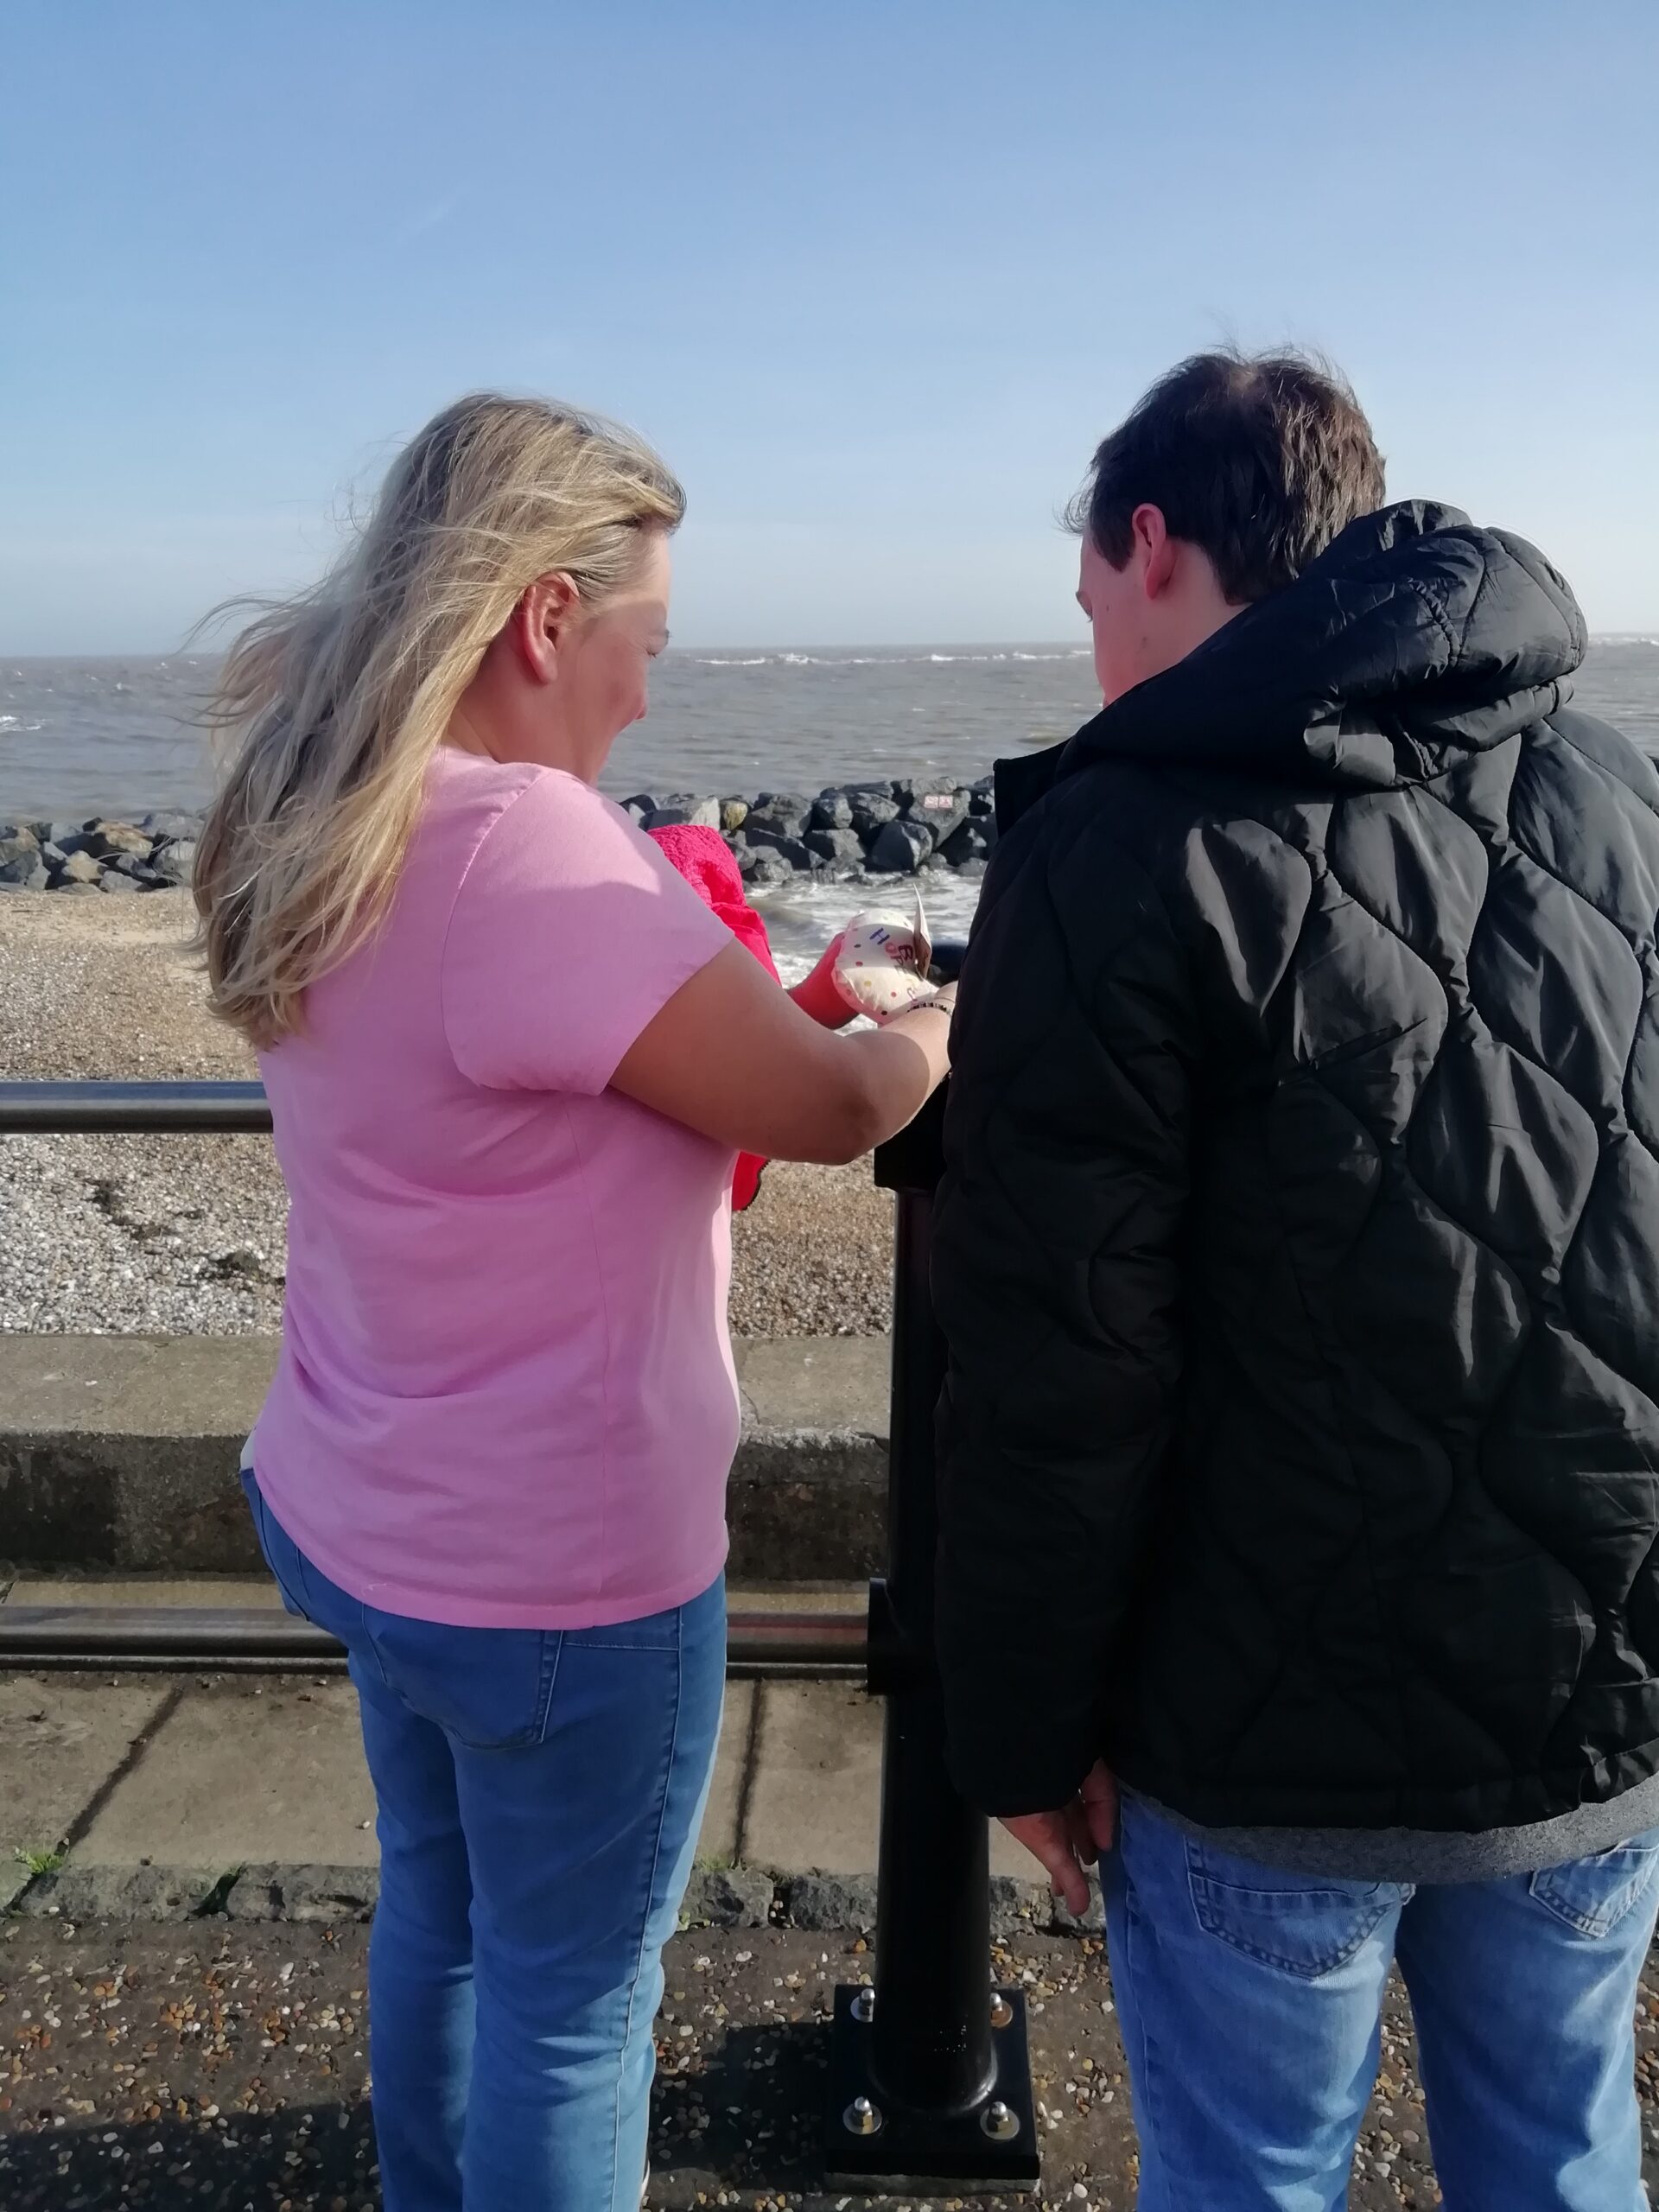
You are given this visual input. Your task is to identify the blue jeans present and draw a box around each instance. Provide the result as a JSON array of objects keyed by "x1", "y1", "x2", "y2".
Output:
[
  {"x1": 242, "y1": 1469, "x2": 724, "y2": 2212},
  {"x1": 1101, "y1": 1796, "x2": 1659, "y2": 2211}
]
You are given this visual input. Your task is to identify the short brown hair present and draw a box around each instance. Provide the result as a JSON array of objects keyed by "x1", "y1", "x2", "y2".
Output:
[{"x1": 1066, "y1": 349, "x2": 1385, "y2": 603}]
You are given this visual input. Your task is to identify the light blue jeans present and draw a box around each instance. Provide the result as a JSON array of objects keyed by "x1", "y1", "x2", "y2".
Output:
[
  {"x1": 1102, "y1": 1795, "x2": 1659, "y2": 2211},
  {"x1": 243, "y1": 1468, "x2": 724, "y2": 2212}
]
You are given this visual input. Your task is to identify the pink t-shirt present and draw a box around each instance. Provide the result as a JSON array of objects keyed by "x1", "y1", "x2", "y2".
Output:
[{"x1": 250, "y1": 747, "x2": 741, "y2": 1628}]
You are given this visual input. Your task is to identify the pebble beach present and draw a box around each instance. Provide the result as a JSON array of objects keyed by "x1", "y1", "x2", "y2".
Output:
[{"x1": 0, "y1": 889, "x2": 896, "y2": 1341}]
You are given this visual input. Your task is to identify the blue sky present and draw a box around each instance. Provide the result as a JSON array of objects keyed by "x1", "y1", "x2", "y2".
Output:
[{"x1": 3, "y1": 0, "x2": 1656, "y2": 652}]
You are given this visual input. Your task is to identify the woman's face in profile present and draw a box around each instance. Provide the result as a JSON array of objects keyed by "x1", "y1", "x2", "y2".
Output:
[{"x1": 557, "y1": 528, "x2": 673, "y2": 779}]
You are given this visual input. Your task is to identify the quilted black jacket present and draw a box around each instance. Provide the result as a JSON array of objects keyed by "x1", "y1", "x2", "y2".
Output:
[{"x1": 933, "y1": 501, "x2": 1659, "y2": 1835}]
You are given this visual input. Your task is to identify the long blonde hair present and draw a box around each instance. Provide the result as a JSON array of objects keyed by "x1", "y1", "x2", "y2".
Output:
[{"x1": 194, "y1": 394, "x2": 684, "y2": 1047}]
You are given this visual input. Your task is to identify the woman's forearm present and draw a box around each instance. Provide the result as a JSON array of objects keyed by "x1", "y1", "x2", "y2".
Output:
[
  {"x1": 610, "y1": 943, "x2": 953, "y2": 1166},
  {"x1": 823, "y1": 995, "x2": 955, "y2": 1161}
]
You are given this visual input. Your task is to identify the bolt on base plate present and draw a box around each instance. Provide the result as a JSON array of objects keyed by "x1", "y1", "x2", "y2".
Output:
[{"x1": 823, "y1": 1984, "x2": 1041, "y2": 2191}]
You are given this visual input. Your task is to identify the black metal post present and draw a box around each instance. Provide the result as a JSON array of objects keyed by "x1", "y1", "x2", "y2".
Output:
[{"x1": 826, "y1": 1010, "x2": 1039, "y2": 2190}]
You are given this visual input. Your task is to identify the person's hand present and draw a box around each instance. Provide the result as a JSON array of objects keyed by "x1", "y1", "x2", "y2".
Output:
[
  {"x1": 999, "y1": 1761, "x2": 1118, "y2": 1916},
  {"x1": 790, "y1": 932, "x2": 855, "y2": 1030}
]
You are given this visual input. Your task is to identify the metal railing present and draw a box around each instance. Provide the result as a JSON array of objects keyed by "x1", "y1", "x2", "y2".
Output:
[
  {"x1": 0, "y1": 1080, "x2": 272, "y2": 1133},
  {"x1": 0, "y1": 1076, "x2": 866, "y2": 1679},
  {"x1": 0, "y1": 1599, "x2": 868, "y2": 1675}
]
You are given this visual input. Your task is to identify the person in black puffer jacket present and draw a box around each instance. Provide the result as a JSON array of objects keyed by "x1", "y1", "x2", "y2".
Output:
[{"x1": 934, "y1": 349, "x2": 1659, "y2": 2210}]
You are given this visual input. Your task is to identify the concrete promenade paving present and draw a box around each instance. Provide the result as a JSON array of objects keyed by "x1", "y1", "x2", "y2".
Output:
[{"x1": 0, "y1": 1574, "x2": 1046, "y2": 1923}]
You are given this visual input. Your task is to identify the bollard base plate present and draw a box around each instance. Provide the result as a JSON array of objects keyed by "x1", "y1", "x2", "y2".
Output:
[{"x1": 823, "y1": 1984, "x2": 1041, "y2": 2191}]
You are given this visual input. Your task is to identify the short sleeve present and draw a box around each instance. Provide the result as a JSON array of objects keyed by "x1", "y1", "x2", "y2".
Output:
[{"x1": 441, "y1": 772, "x2": 734, "y2": 1094}]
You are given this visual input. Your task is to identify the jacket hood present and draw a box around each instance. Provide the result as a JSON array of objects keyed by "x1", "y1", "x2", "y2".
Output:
[{"x1": 1002, "y1": 503, "x2": 1587, "y2": 820}]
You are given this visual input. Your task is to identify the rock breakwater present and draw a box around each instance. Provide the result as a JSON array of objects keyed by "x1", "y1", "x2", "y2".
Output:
[
  {"x1": 0, "y1": 776, "x2": 997, "y2": 896},
  {"x1": 0, "y1": 811, "x2": 200, "y2": 896}
]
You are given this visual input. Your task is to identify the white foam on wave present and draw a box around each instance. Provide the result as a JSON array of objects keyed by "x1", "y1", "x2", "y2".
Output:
[
  {"x1": 751, "y1": 869, "x2": 983, "y2": 977},
  {"x1": 680, "y1": 645, "x2": 1090, "y2": 671}
]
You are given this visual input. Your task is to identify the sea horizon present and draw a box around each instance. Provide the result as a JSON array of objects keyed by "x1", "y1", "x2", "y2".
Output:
[{"x1": 6, "y1": 635, "x2": 1659, "y2": 829}]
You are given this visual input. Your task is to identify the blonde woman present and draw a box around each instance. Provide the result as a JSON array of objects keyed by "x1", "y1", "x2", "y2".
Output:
[{"x1": 196, "y1": 395, "x2": 954, "y2": 2212}]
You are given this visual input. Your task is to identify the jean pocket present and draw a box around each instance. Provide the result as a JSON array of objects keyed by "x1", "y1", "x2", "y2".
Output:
[
  {"x1": 239, "y1": 1468, "x2": 310, "y2": 1622},
  {"x1": 364, "y1": 1611, "x2": 562, "y2": 1751},
  {"x1": 1529, "y1": 1827, "x2": 1659, "y2": 1938},
  {"x1": 1185, "y1": 1839, "x2": 1403, "y2": 1980},
  {"x1": 568, "y1": 1603, "x2": 684, "y2": 1655}
]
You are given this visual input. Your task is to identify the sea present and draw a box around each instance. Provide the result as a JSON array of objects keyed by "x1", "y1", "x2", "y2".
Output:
[{"x1": 5, "y1": 639, "x2": 1658, "y2": 971}]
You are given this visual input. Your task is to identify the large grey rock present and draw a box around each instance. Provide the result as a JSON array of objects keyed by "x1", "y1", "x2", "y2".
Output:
[
  {"x1": 746, "y1": 793, "x2": 813, "y2": 842},
  {"x1": 150, "y1": 838, "x2": 198, "y2": 885},
  {"x1": 804, "y1": 827, "x2": 865, "y2": 870},
  {"x1": 850, "y1": 791, "x2": 900, "y2": 838},
  {"x1": 110, "y1": 852, "x2": 168, "y2": 886},
  {"x1": 866, "y1": 817, "x2": 931, "y2": 874},
  {"x1": 810, "y1": 790, "x2": 855, "y2": 831},
  {"x1": 742, "y1": 827, "x2": 816, "y2": 871},
  {"x1": 84, "y1": 818, "x2": 153, "y2": 859},
  {"x1": 140, "y1": 809, "x2": 205, "y2": 842},
  {"x1": 642, "y1": 801, "x2": 721, "y2": 834},
  {"x1": 736, "y1": 846, "x2": 795, "y2": 888},
  {"x1": 0, "y1": 855, "x2": 50, "y2": 890},
  {"x1": 98, "y1": 867, "x2": 143, "y2": 894},
  {"x1": 653, "y1": 792, "x2": 721, "y2": 829}
]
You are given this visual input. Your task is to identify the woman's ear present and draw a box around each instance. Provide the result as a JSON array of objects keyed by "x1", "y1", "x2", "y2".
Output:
[{"x1": 512, "y1": 573, "x2": 582, "y2": 684}]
